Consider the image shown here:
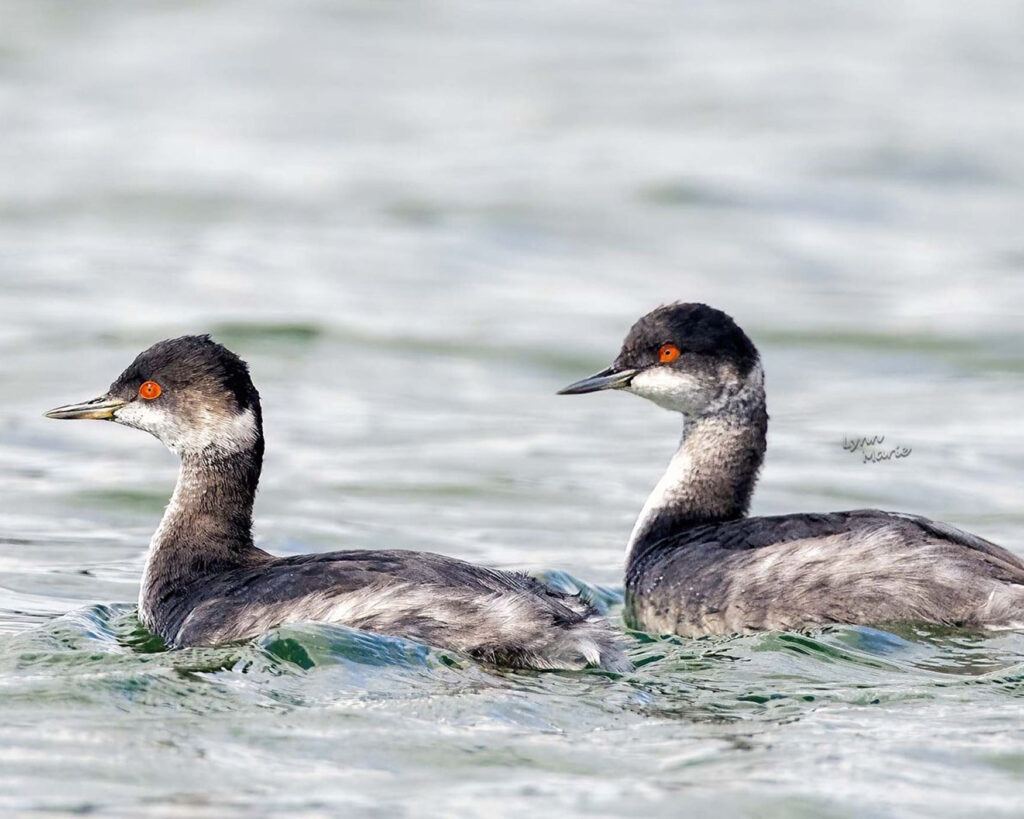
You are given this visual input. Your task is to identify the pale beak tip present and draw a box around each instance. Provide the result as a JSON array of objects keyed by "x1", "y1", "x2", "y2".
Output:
[{"x1": 43, "y1": 397, "x2": 127, "y2": 421}]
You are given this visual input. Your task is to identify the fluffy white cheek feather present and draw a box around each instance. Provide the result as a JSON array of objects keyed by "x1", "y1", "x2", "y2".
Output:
[
  {"x1": 112, "y1": 401, "x2": 170, "y2": 440},
  {"x1": 115, "y1": 403, "x2": 259, "y2": 455},
  {"x1": 628, "y1": 368, "x2": 707, "y2": 413},
  {"x1": 629, "y1": 362, "x2": 764, "y2": 416}
]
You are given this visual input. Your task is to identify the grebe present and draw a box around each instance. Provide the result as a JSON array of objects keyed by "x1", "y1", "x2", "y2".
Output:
[
  {"x1": 559, "y1": 303, "x2": 1024, "y2": 636},
  {"x1": 46, "y1": 335, "x2": 629, "y2": 672}
]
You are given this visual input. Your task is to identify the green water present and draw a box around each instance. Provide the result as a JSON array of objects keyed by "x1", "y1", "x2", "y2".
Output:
[
  {"x1": 6, "y1": 603, "x2": 1024, "y2": 816},
  {"x1": 2, "y1": 0, "x2": 1024, "y2": 816}
]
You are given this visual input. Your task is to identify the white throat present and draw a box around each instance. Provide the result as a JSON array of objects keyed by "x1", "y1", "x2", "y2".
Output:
[
  {"x1": 623, "y1": 362, "x2": 767, "y2": 566},
  {"x1": 134, "y1": 408, "x2": 260, "y2": 626},
  {"x1": 138, "y1": 459, "x2": 202, "y2": 624},
  {"x1": 625, "y1": 440, "x2": 693, "y2": 565}
]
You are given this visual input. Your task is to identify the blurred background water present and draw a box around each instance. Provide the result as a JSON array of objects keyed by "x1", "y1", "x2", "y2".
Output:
[{"x1": 1, "y1": 0, "x2": 1024, "y2": 816}]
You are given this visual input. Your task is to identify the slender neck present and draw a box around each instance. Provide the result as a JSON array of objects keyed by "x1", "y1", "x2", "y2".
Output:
[
  {"x1": 626, "y1": 380, "x2": 767, "y2": 567},
  {"x1": 139, "y1": 437, "x2": 267, "y2": 627}
]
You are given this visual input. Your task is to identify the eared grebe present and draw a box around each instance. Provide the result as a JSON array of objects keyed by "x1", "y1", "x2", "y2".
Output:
[
  {"x1": 559, "y1": 303, "x2": 1024, "y2": 637},
  {"x1": 46, "y1": 336, "x2": 629, "y2": 672}
]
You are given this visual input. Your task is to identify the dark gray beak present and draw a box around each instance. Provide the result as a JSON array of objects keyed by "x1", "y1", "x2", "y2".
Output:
[
  {"x1": 44, "y1": 395, "x2": 127, "y2": 420},
  {"x1": 557, "y1": 366, "x2": 640, "y2": 395}
]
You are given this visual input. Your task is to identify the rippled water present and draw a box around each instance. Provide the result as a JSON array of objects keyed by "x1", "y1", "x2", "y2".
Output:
[{"x1": 2, "y1": 1, "x2": 1024, "y2": 816}]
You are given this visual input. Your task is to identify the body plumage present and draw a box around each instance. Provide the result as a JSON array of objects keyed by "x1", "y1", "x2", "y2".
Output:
[
  {"x1": 560, "y1": 303, "x2": 1024, "y2": 636},
  {"x1": 48, "y1": 336, "x2": 629, "y2": 672}
]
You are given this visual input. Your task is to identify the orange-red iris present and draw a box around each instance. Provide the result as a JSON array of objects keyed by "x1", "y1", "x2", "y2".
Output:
[
  {"x1": 139, "y1": 380, "x2": 162, "y2": 400},
  {"x1": 659, "y1": 344, "x2": 681, "y2": 364}
]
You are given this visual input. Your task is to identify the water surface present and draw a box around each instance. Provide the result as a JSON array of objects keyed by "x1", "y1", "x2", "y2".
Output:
[{"x1": 1, "y1": 1, "x2": 1024, "y2": 816}]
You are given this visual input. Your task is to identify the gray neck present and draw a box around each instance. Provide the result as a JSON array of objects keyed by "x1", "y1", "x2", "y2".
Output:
[
  {"x1": 139, "y1": 443, "x2": 267, "y2": 632},
  {"x1": 626, "y1": 379, "x2": 767, "y2": 567}
]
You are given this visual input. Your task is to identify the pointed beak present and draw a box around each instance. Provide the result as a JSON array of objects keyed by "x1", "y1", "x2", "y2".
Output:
[
  {"x1": 557, "y1": 366, "x2": 640, "y2": 395},
  {"x1": 44, "y1": 395, "x2": 127, "y2": 421}
]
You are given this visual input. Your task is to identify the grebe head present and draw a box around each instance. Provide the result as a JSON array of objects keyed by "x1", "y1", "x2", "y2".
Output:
[
  {"x1": 558, "y1": 303, "x2": 761, "y2": 417},
  {"x1": 45, "y1": 335, "x2": 262, "y2": 457}
]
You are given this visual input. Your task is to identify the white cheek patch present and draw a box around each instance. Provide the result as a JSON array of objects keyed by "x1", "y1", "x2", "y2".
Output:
[
  {"x1": 113, "y1": 401, "x2": 173, "y2": 440},
  {"x1": 115, "y1": 403, "x2": 259, "y2": 456},
  {"x1": 627, "y1": 367, "x2": 708, "y2": 413},
  {"x1": 182, "y1": 406, "x2": 259, "y2": 455},
  {"x1": 628, "y1": 361, "x2": 764, "y2": 416}
]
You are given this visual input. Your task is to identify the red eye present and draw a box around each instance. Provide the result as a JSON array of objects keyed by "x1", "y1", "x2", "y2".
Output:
[
  {"x1": 659, "y1": 344, "x2": 681, "y2": 363},
  {"x1": 139, "y1": 380, "x2": 162, "y2": 400}
]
